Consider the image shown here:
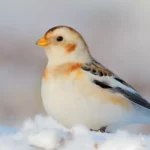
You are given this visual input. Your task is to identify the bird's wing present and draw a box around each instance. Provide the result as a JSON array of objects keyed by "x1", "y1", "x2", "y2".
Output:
[{"x1": 81, "y1": 59, "x2": 150, "y2": 109}]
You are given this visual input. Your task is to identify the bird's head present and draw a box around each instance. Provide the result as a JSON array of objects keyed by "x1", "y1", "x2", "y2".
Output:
[{"x1": 36, "y1": 26, "x2": 92, "y2": 66}]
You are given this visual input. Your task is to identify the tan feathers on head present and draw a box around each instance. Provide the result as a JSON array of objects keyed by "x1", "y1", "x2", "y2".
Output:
[
  {"x1": 36, "y1": 26, "x2": 83, "y2": 51},
  {"x1": 36, "y1": 26, "x2": 92, "y2": 66}
]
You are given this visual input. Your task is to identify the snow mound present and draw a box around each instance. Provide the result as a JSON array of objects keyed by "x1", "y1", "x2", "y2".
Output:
[{"x1": 0, "y1": 115, "x2": 150, "y2": 150}]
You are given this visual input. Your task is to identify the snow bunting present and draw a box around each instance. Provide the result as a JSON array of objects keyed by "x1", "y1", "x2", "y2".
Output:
[{"x1": 36, "y1": 26, "x2": 150, "y2": 132}]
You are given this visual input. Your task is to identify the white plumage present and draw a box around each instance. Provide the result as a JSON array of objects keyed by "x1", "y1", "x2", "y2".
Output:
[{"x1": 37, "y1": 26, "x2": 150, "y2": 132}]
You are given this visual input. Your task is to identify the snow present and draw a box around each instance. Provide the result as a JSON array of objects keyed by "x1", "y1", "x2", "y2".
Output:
[{"x1": 0, "y1": 115, "x2": 150, "y2": 150}]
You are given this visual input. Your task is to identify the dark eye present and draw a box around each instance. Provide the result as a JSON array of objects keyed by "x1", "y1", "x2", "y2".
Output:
[{"x1": 57, "y1": 36, "x2": 63, "y2": 42}]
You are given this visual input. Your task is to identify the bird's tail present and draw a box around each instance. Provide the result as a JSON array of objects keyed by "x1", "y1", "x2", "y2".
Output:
[{"x1": 132, "y1": 105, "x2": 150, "y2": 124}]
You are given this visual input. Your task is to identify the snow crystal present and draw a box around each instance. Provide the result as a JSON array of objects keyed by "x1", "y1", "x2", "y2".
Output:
[{"x1": 0, "y1": 115, "x2": 150, "y2": 150}]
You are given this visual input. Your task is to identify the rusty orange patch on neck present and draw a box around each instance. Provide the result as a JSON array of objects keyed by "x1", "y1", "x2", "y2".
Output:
[
  {"x1": 53, "y1": 62, "x2": 83, "y2": 78},
  {"x1": 43, "y1": 63, "x2": 83, "y2": 81},
  {"x1": 68, "y1": 62, "x2": 81, "y2": 72},
  {"x1": 65, "y1": 43, "x2": 77, "y2": 53},
  {"x1": 43, "y1": 68, "x2": 49, "y2": 80}
]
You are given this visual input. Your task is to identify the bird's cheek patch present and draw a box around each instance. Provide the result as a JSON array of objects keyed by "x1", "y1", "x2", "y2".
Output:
[{"x1": 65, "y1": 43, "x2": 77, "y2": 53}]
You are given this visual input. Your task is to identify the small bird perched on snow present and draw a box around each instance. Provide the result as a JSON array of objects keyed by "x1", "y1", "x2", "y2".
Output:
[{"x1": 36, "y1": 26, "x2": 150, "y2": 132}]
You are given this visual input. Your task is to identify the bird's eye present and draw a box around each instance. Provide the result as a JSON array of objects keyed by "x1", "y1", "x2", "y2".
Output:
[{"x1": 57, "y1": 36, "x2": 63, "y2": 42}]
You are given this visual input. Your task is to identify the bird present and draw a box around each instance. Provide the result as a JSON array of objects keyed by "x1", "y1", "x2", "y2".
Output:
[{"x1": 36, "y1": 26, "x2": 150, "y2": 133}]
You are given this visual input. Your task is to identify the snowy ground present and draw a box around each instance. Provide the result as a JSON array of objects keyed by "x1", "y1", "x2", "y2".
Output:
[{"x1": 0, "y1": 115, "x2": 150, "y2": 150}]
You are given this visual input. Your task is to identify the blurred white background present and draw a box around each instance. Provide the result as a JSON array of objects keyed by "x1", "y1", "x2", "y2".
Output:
[{"x1": 1, "y1": 0, "x2": 150, "y2": 132}]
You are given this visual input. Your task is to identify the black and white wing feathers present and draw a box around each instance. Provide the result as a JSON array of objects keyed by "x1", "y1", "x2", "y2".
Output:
[{"x1": 81, "y1": 60, "x2": 150, "y2": 109}]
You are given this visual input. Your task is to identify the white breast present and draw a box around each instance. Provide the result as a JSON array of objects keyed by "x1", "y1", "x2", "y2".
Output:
[{"x1": 41, "y1": 75, "x2": 133, "y2": 130}]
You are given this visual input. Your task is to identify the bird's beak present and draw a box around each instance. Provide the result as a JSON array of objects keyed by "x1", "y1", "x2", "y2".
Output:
[{"x1": 36, "y1": 37, "x2": 49, "y2": 47}]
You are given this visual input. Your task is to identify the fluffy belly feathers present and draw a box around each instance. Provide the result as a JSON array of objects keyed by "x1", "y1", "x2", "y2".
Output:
[{"x1": 41, "y1": 75, "x2": 133, "y2": 130}]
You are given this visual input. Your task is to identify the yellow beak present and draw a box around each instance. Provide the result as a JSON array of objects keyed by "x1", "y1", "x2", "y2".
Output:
[{"x1": 36, "y1": 37, "x2": 48, "y2": 47}]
